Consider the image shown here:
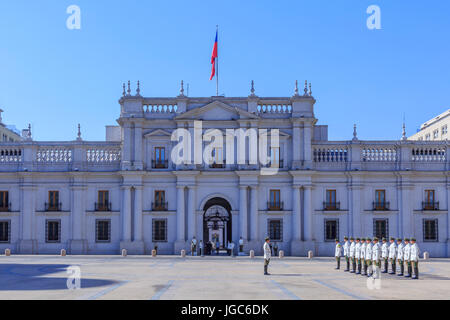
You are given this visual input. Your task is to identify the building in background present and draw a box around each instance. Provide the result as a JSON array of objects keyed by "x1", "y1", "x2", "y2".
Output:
[
  {"x1": 0, "y1": 82, "x2": 448, "y2": 257},
  {"x1": 0, "y1": 109, "x2": 22, "y2": 142},
  {"x1": 409, "y1": 109, "x2": 450, "y2": 141}
]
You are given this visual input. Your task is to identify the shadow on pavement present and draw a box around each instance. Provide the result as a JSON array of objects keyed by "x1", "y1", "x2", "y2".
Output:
[{"x1": 0, "y1": 264, "x2": 117, "y2": 290}]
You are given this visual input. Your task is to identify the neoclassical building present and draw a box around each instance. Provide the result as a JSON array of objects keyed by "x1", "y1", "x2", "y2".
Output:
[{"x1": 0, "y1": 81, "x2": 448, "y2": 257}]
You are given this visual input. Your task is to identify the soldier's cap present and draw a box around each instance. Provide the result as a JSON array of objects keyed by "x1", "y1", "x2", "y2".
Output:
[
  {"x1": 382, "y1": 238, "x2": 387, "y2": 241},
  {"x1": 335, "y1": 239, "x2": 339, "y2": 242},
  {"x1": 361, "y1": 237, "x2": 365, "y2": 241},
  {"x1": 265, "y1": 237, "x2": 270, "y2": 241},
  {"x1": 344, "y1": 236, "x2": 348, "y2": 240},
  {"x1": 411, "y1": 238, "x2": 416, "y2": 242},
  {"x1": 356, "y1": 238, "x2": 360, "y2": 241},
  {"x1": 366, "y1": 238, "x2": 372, "y2": 241},
  {"x1": 390, "y1": 237, "x2": 395, "y2": 240},
  {"x1": 350, "y1": 237, "x2": 354, "y2": 240},
  {"x1": 404, "y1": 238, "x2": 410, "y2": 242},
  {"x1": 373, "y1": 237, "x2": 379, "y2": 241},
  {"x1": 397, "y1": 238, "x2": 402, "y2": 242}
]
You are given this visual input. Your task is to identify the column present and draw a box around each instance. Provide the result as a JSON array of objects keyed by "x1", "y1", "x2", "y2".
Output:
[
  {"x1": 239, "y1": 186, "x2": 248, "y2": 240},
  {"x1": 21, "y1": 185, "x2": 34, "y2": 240},
  {"x1": 71, "y1": 186, "x2": 84, "y2": 240},
  {"x1": 187, "y1": 186, "x2": 196, "y2": 240},
  {"x1": 292, "y1": 123, "x2": 301, "y2": 168},
  {"x1": 250, "y1": 186, "x2": 259, "y2": 241},
  {"x1": 303, "y1": 122, "x2": 313, "y2": 167},
  {"x1": 133, "y1": 186, "x2": 143, "y2": 241},
  {"x1": 292, "y1": 185, "x2": 301, "y2": 240},
  {"x1": 303, "y1": 186, "x2": 312, "y2": 241},
  {"x1": 176, "y1": 186, "x2": 186, "y2": 242},
  {"x1": 122, "y1": 186, "x2": 132, "y2": 241},
  {"x1": 400, "y1": 185, "x2": 412, "y2": 238},
  {"x1": 351, "y1": 186, "x2": 362, "y2": 237},
  {"x1": 134, "y1": 124, "x2": 143, "y2": 170},
  {"x1": 121, "y1": 123, "x2": 132, "y2": 169}
]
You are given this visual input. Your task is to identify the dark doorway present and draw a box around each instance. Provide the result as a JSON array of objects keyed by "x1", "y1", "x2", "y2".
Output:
[{"x1": 203, "y1": 197, "x2": 232, "y2": 254}]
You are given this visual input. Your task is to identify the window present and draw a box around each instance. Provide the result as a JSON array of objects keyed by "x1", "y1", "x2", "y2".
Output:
[
  {"x1": 46, "y1": 220, "x2": 61, "y2": 243},
  {"x1": 425, "y1": 134, "x2": 431, "y2": 141},
  {"x1": 267, "y1": 219, "x2": 283, "y2": 241},
  {"x1": 324, "y1": 219, "x2": 339, "y2": 242},
  {"x1": 270, "y1": 147, "x2": 281, "y2": 167},
  {"x1": 373, "y1": 219, "x2": 389, "y2": 239},
  {"x1": 153, "y1": 191, "x2": 166, "y2": 210},
  {"x1": 442, "y1": 125, "x2": 448, "y2": 136},
  {"x1": 154, "y1": 147, "x2": 167, "y2": 168},
  {"x1": 0, "y1": 220, "x2": 10, "y2": 243},
  {"x1": 418, "y1": 137, "x2": 423, "y2": 141},
  {"x1": 96, "y1": 220, "x2": 111, "y2": 242},
  {"x1": 325, "y1": 190, "x2": 337, "y2": 210},
  {"x1": 433, "y1": 129, "x2": 439, "y2": 139},
  {"x1": 152, "y1": 219, "x2": 167, "y2": 242},
  {"x1": 423, "y1": 219, "x2": 438, "y2": 242},
  {"x1": 0, "y1": 191, "x2": 9, "y2": 211},
  {"x1": 268, "y1": 190, "x2": 281, "y2": 210},
  {"x1": 96, "y1": 190, "x2": 110, "y2": 211},
  {"x1": 423, "y1": 189, "x2": 437, "y2": 210},
  {"x1": 210, "y1": 148, "x2": 224, "y2": 167},
  {"x1": 47, "y1": 191, "x2": 60, "y2": 211},
  {"x1": 374, "y1": 190, "x2": 388, "y2": 210}
]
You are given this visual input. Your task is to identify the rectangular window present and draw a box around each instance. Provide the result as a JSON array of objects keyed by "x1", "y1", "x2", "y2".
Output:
[
  {"x1": 46, "y1": 220, "x2": 61, "y2": 243},
  {"x1": 96, "y1": 219, "x2": 111, "y2": 242},
  {"x1": 210, "y1": 148, "x2": 224, "y2": 168},
  {"x1": 268, "y1": 189, "x2": 281, "y2": 210},
  {"x1": 373, "y1": 219, "x2": 389, "y2": 239},
  {"x1": 325, "y1": 190, "x2": 337, "y2": 210},
  {"x1": 270, "y1": 147, "x2": 280, "y2": 167},
  {"x1": 267, "y1": 219, "x2": 283, "y2": 241},
  {"x1": 374, "y1": 190, "x2": 387, "y2": 210},
  {"x1": 0, "y1": 220, "x2": 10, "y2": 243},
  {"x1": 97, "y1": 190, "x2": 110, "y2": 211},
  {"x1": 442, "y1": 125, "x2": 448, "y2": 136},
  {"x1": 423, "y1": 219, "x2": 438, "y2": 242},
  {"x1": 324, "y1": 219, "x2": 339, "y2": 242},
  {"x1": 152, "y1": 219, "x2": 167, "y2": 242},
  {"x1": 0, "y1": 191, "x2": 9, "y2": 211},
  {"x1": 153, "y1": 190, "x2": 166, "y2": 210},
  {"x1": 433, "y1": 129, "x2": 439, "y2": 139},
  {"x1": 154, "y1": 147, "x2": 167, "y2": 169},
  {"x1": 425, "y1": 134, "x2": 431, "y2": 141},
  {"x1": 48, "y1": 191, "x2": 59, "y2": 211}
]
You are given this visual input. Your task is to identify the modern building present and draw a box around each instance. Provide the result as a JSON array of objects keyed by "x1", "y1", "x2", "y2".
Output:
[
  {"x1": 409, "y1": 109, "x2": 450, "y2": 141},
  {"x1": 0, "y1": 109, "x2": 23, "y2": 143},
  {"x1": 0, "y1": 81, "x2": 448, "y2": 257}
]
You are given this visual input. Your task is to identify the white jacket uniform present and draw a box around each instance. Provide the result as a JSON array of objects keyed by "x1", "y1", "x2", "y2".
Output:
[
  {"x1": 381, "y1": 243, "x2": 388, "y2": 258},
  {"x1": 349, "y1": 242, "x2": 356, "y2": 258},
  {"x1": 335, "y1": 244, "x2": 342, "y2": 257},
  {"x1": 355, "y1": 242, "x2": 361, "y2": 259},
  {"x1": 360, "y1": 243, "x2": 367, "y2": 259},
  {"x1": 343, "y1": 241, "x2": 350, "y2": 257},
  {"x1": 372, "y1": 243, "x2": 381, "y2": 261},
  {"x1": 263, "y1": 242, "x2": 271, "y2": 260},
  {"x1": 397, "y1": 243, "x2": 404, "y2": 260},
  {"x1": 365, "y1": 243, "x2": 373, "y2": 261},
  {"x1": 403, "y1": 243, "x2": 411, "y2": 261},
  {"x1": 410, "y1": 243, "x2": 420, "y2": 262},
  {"x1": 388, "y1": 242, "x2": 397, "y2": 259}
]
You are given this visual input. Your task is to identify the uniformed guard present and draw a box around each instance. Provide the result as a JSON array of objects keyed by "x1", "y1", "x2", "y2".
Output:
[
  {"x1": 410, "y1": 238, "x2": 420, "y2": 279},
  {"x1": 264, "y1": 237, "x2": 271, "y2": 275},
  {"x1": 372, "y1": 237, "x2": 381, "y2": 276},
  {"x1": 349, "y1": 237, "x2": 356, "y2": 273},
  {"x1": 239, "y1": 237, "x2": 244, "y2": 253},
  {"x1": 335, "y1": 239, "x2": 342, "y2": 270},
  {"x1": 191, "y1": 237, "x2": 197, "y2": 256},
  {"x1": 355, "y1": 238, "x2": 362, "y2": 274},
  {"x1": 388, "y1": 237, "x2": 397, "y2": 274},
  {"x1": 396, "y1": 238, "x2": 404, "y2": 276},
  {"x1": 365, "y1": 238, "x2": 373, "y2": 277},
  {"x1": 343, "y1": 236, "x2": 350, "y2": 271},
  {"x1": 360, "y1": 238, "x2": 367, "y2": 275},
  {"x1": 381, "y1": 238, "x2": 389, "y2": 273},
  {"x1": 403, "y1": 238, "x2": 412, "y2": 278}
]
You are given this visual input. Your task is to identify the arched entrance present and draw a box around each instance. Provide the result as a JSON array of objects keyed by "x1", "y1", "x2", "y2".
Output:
[{"x1": 203, "y1": 197, "x2": 232, "y2": 253}]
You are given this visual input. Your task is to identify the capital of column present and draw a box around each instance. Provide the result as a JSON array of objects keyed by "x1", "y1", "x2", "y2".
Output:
[{"x1": 292, "y1": 185, "x2": 301, "y2": 190}]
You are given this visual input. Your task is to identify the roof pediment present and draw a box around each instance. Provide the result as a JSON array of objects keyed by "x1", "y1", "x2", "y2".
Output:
[
  {"x1": 174, "y1": 100, "x2": 259, "y2": 121},
  {"x1": 144, "y1": 129, "x2": 172, "y2": 137}
]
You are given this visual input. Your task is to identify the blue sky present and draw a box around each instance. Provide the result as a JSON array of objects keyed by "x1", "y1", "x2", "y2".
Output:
[{"x1": 0, "y1": 0, "x2": 449, "y2": 141}]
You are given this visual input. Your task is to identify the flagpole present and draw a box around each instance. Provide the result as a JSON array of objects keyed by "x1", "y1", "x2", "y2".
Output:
[{"x1": 216, "y1": 25, "x2": 219, "y2": 96}]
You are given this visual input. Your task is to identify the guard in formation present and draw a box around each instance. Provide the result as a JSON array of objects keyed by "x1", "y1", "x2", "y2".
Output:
[{"x1": 335, "y1": 237, "x2": 420, "y2": 279}]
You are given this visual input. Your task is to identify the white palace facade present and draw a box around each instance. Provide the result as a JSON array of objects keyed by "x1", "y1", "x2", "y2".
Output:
[{"x1": 0, "y1": 81, "x2": 449, "y2": 257}]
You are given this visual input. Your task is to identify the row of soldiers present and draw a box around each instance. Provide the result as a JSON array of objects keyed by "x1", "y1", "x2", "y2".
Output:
[{"x1": 335, "y1": 236, "x2": 421, "y2": 279}]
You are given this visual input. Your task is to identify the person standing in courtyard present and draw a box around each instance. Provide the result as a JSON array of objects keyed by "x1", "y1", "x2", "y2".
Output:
[
  {"x1": 388, "y1": 237, "x2": 397, "y2": 274},
  {"x1": 343, "y1": 236, "x2": 350, "y2": 271},
  {"x1": 355, "y1": 238, "x2": 362, "y2": 274},
  {"x1": 264, "y1": 237, "x2": 271, "y2": 275},
  {"x1": 403, "y1": 238, "x2": 412, "y2": 277},
  {"x1": 239, "y1": 237, "x2": 244, "y2": 253},
  {"x1": 396, "y1": 238, "x2": 404, "y2": 276},
  {"x1": 381, "y1": 238, "x2": 389, "y2": 273},
  {"x1": 360, "y1": 238, "x2": 367, "y2": 275},
  {"x1": 335, "y1": 239, "x2": 342, "y2": 270},
  {"x1": 349, "y1": 237, "x2": 356, "y2": 273},
  {"x1": 216, "y1": 239, "x2": 220, "y2": 255},
  {"x1": 191, "y1": 237, "x2": 197, "y2": 256},
  {"x1": 410, "y1": 238, "x2": 420, "y2": 279},
  {"x1": 365, "y1": 238, "x2": 373, "y2": 277},
  {"x1": 199, "y1": 240, "x2": 204, "y2": 257},
  {"x1": 372, "y1": 237, "x2": 381, "y2": 276}
]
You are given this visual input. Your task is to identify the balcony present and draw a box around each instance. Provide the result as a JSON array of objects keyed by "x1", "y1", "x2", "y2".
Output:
[
  {"x1": 372, "y1": 201, "x2": 390, "y2": 211},
  {"x1": 152, "y1": 160, "x2": 168, "y2": 169},
  {"x1": 0, "y1": 203, "x2": 11, "y2": 212},
  {"x1": 267, "y1": 201, "x2": 283, "y2": 211},
  {"x1": 45, "y1": 202, "x2": 62, "y2": 212},
  {"x1": 209, "y1": 160, "x2": 226, "y2": 168},
  {"x1": 152, "y1": 202, "x2": 168, "y2": 211},
  {"x1": 323, "y1": 202, "x2": 340, "y2": 211},
  {"x1": 422, "y1": 201, "x2": 439, "y2": 211},
  {"x1": 95, "y1": 202, "x2": 111, "y2": 211},
  {"x1": 262, "y1": 160, "x2": 284, "y2": 168}
]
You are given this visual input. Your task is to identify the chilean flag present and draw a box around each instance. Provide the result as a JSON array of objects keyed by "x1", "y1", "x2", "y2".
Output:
[{"x1": 209, "y1": 30, "x2": 218, "y2": 80}]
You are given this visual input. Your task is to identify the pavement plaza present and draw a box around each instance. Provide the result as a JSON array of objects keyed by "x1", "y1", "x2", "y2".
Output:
[{"x1": 0, "y1": 255, "x2": 449, "y2": 300}]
